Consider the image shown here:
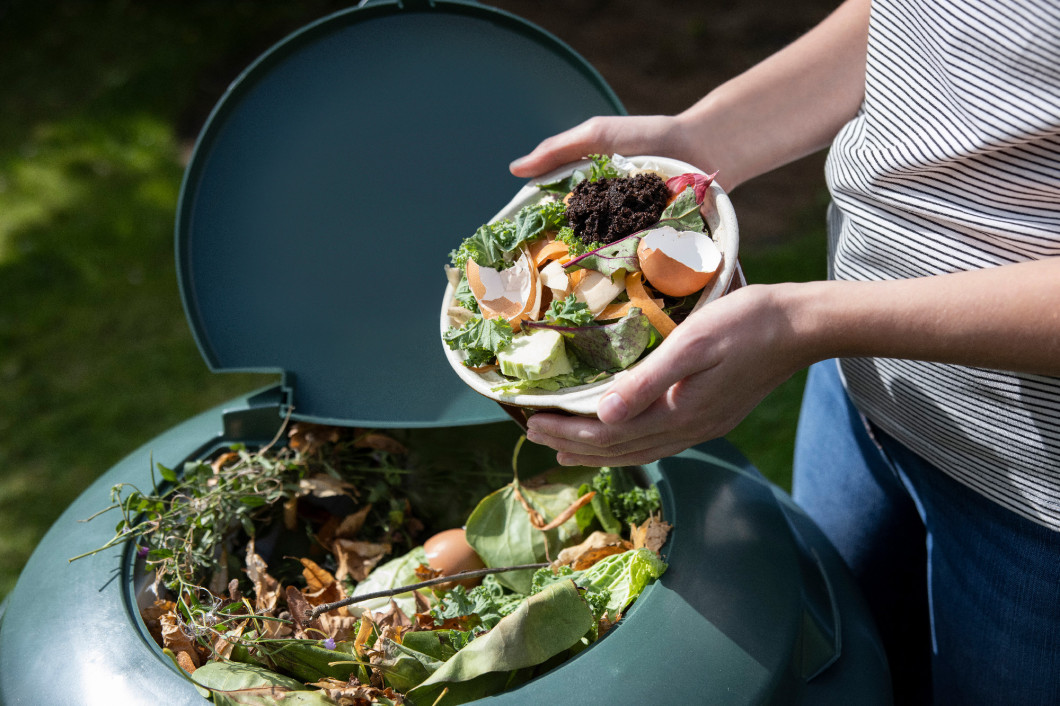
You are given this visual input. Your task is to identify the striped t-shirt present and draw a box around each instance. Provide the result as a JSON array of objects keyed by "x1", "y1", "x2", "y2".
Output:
[{"x1": 825, "y1": 0, "x2": 1060, "y2": 528}]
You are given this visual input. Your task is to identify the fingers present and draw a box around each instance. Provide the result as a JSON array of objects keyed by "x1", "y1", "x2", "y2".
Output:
[
  {"x1": 526, "y1": 408, "x2": 694, "y2": 467},
  {"x1": 509, "y1": 115, "x2": 684, "y2": 178},
  {"x1": 597, "y1": 326, "x2": 713, "y2": 424},
  {"x1": 509, "y1": 119, "x2": 613, "y2": 178}
]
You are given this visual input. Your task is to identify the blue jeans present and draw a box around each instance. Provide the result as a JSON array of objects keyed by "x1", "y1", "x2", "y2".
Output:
[{"x1": 793, "y1": 360, "x2": 1060, "y2": 706}]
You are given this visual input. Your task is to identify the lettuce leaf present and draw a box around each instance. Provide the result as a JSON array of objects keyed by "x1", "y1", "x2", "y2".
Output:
[
  {"x1": 574, "y1": 548, "x2": 667, "y2": 616},
  {"x1": 407, "y1": 580, "x2": 594, "y2": 706}
]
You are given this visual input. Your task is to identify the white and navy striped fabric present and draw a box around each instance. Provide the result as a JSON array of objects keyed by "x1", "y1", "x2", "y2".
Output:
[{"x1": 825, "y1": 0, "x2": 1060, "y2": 528}]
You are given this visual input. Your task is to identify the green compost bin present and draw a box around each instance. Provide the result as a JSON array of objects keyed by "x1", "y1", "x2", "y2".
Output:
[{"x1": 0, "y1": 2, "x2": 892, "y2": 704}]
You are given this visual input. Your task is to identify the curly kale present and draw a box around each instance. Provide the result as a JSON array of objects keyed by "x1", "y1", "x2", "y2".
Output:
[{"x1": 590, "y1": 467, "x2": 661, "y2": 529}]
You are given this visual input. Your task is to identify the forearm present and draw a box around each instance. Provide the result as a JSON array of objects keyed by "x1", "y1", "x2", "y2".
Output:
[
  {"x1": 673, "y1": 0, "x2": 871, "y2": 190},
  {"x1": 780, "y1": 258, "x2": 1060, "y2": 376}
]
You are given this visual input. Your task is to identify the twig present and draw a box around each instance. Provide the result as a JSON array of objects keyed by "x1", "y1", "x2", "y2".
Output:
[{"x1": 305, "y1": 562, "x2": 549, "y2": 622}]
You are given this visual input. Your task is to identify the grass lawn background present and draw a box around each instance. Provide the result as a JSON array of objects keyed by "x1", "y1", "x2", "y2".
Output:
[{"x1": 0, "y1": 0, "x2": 827, "y2": 601}]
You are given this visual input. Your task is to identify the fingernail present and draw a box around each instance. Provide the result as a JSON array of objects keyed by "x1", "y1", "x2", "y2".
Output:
[
  {"x1": 509, "y1": 156, "x2": 529, "y2": 172},
  {"x1": 598, "y1": 392, "x2": 628, "y2": 424}
]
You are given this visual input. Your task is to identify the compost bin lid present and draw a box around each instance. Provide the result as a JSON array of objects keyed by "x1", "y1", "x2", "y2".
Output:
[{"x1": 176, "y1": 0, "x2": 624, "y2": 427}]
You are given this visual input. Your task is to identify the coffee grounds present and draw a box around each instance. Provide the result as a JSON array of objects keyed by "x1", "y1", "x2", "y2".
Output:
[{"x1": 565, "y1": 173, "x2": 669, "y2": 245}]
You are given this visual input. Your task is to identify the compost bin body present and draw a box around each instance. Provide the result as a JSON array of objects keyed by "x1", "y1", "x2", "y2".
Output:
[
  {"x1": 0, "y1": 390, "x2": 891, "y2": 705},
  {"x1": 0, "y1": 2, "x2": 891, "y2": 703}
]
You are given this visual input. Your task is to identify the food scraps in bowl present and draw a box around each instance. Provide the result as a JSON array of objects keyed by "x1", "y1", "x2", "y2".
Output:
[
  {"x1": 441, "y1": 154, "x2": 739, "y2": 416},
  {"x1": 85, "y1": 422, "x2": 671, "y2": 705}
]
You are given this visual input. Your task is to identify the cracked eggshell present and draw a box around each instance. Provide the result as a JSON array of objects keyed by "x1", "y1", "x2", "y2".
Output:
[
  {"x1": 440, "y1": 155, "x2": 739, "y2": 416},
  {"x1": 637, "y1": 226, "x2": 722, "y2": 298},
  {"x1": 465, "y1": 250, "x2": 541, "y2": 326}
]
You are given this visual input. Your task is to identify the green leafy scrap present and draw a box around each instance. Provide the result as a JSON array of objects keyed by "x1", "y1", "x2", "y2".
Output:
[
  {"x1": 407, "y1": 580, "x2": 595, "y2": 706},
  {"x1": 443, "y1": 315, "x2": 514, "y2": 368},
  {"x1": 450, "y1": 201, "x2": 568, "y2": 271},
  {"x1": 658, "y1": 186, "x2": 708, "y2": 233},
  {"x1": 543, "y1": 294, "x2": 596, "y2": 328},
  {"x1": 554, "y1": 226, "x2": 600, "y2": 258},
  {"x1": 586, "y1": 467, "x2": 661, "y2": 529}
]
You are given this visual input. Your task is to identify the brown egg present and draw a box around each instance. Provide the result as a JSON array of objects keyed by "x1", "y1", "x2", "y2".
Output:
[
  {"x1": 636, "y1": 226, "x2": 722, "y2": 297},
  {"x1": 423, "y1": 528, "x2": 487, "y2": 589}
]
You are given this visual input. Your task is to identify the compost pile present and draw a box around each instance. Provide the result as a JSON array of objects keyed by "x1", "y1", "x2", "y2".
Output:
[{"x1": 90, "y1": 422, "x2": 671, "y2": 706}]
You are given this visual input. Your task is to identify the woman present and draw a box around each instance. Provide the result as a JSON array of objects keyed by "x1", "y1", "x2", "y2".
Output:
[{"x1": 510, "y1": 0, "x2": 1060, "y2": 703}]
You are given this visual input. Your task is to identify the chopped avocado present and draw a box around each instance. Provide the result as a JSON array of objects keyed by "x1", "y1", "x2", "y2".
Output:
[{"x1": 496, "y1": 329, "x2": 573, "y2": 380}]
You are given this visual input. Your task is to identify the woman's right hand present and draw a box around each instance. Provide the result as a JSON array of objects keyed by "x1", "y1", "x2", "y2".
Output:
[{"x1": 508, "y1": 114, "x2": 709, "y2": 181}]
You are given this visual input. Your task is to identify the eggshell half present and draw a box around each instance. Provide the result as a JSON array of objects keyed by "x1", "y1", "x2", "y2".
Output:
[
  {"x1": 465, "y1": 250, "x2": 541, "y2": 328},
  {"x1": 636, "y1": 226, "x2": 722, "y2": 297}
]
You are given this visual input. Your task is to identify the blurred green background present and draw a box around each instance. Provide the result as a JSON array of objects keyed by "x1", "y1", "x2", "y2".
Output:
[{"x1": 0, "y1": 0, "x2": 828, "y2": 602}]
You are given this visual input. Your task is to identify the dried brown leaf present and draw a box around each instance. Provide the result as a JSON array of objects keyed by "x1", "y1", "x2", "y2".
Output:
[
  {"x1": 308, "y1": 676, "x2": 406, "y2": 705},
  {"x1": 212, "y1": 620, "x2": 246, "y2": 660},
  {"x1": 300, "y1": 557, "x2": 337, "y2": 594},
  {"x1": 298, "y1": 475, "x2": 356, "y2": 500},
  {"x1": 160, "y1": 611, "x2": 201, "y2": 671},
  {"x1": 319, "y1": 613, "x2": 361, "y2": 642},
  {"x1": 631, "y1": 515, "x2": 673, "y2": 555},
  {"x1": 335, "y1": 505, "x2": 373, "y2": 539},
  {"x1": 354, "y1": 432, "x2": 408, "y2": 456},
  {"x1": 333, "y1": 538, "x2": 391, "y2": 583},
  {"x1": 288, "y1": 422, "x2": 342, "y2": 455},
  {"x1": 371, "y1": 599, "x2": 412, "y2": 630},
  {"x1": 286, "y1": 585, "x2": 321, "y2": 640},
  {"x1": 175, "y1": 650, "x2": 198, "y2": 675},
  {"x1": 552, "y1": 531, "x2": 632, "y2": 571},
  {"x1": 142, "y1": 599, "x2": 176, "y2": 647},
  {"x1": 210, "y1": 451, "x2": 240, "y2": 474},
  {"x1": 353, "y1": 614, "x2": 374, "y2": 658},
  {"x1": 245, "y1": 539, "x2": 281, "y2": 615}
]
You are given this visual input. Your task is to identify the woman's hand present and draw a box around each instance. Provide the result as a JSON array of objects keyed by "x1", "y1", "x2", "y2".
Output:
[
  {"x1": 509, "y1": 114, "x2": 707, "y2": 180},
  {"x1": 525, "y1": 284, "x2": 807, "y2": 466}
]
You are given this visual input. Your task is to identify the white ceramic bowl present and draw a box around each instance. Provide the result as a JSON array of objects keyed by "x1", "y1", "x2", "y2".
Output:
[{"x1": 440, "y1": 155, "x2": 739, "y2": 417}]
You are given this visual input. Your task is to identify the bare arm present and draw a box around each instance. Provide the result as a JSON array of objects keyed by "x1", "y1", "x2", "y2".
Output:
[{"x1": 511, "y1": 0, "x2": 871, "y2": 190}]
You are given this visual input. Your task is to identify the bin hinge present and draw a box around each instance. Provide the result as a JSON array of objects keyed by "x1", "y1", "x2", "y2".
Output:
[{"x1": 221, "y1": 384, "x2": 289, "y2": 443}]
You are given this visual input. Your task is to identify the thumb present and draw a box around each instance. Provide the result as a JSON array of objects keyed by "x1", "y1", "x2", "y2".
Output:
[{"x1": 596, "y1": 335, "x2": 701, "y2": 424}]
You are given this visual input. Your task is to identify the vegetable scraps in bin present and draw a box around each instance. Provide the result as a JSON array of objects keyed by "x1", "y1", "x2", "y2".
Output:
[{"x1": 78, "y1": 422, "x2": 671, "y2": 706}]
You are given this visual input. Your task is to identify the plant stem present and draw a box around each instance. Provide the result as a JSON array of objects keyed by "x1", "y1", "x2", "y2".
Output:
[{"x1": 305, "y1": 563, "x2": 549, "y2": 622}]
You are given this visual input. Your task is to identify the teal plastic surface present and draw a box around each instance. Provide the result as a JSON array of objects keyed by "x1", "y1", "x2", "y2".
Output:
[{"x1": 175, "y1": 0, "x2": 624, "y2": 428}]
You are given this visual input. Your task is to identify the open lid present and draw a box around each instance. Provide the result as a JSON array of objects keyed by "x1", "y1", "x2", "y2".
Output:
[{"x1": 176, "y1": 0, "x2": 624, "y2": 427}]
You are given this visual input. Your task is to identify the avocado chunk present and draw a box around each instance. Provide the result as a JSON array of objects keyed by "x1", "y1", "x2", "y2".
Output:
[{"x1": 496, "y1": 328, "x2": 573, "y2": 380}]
